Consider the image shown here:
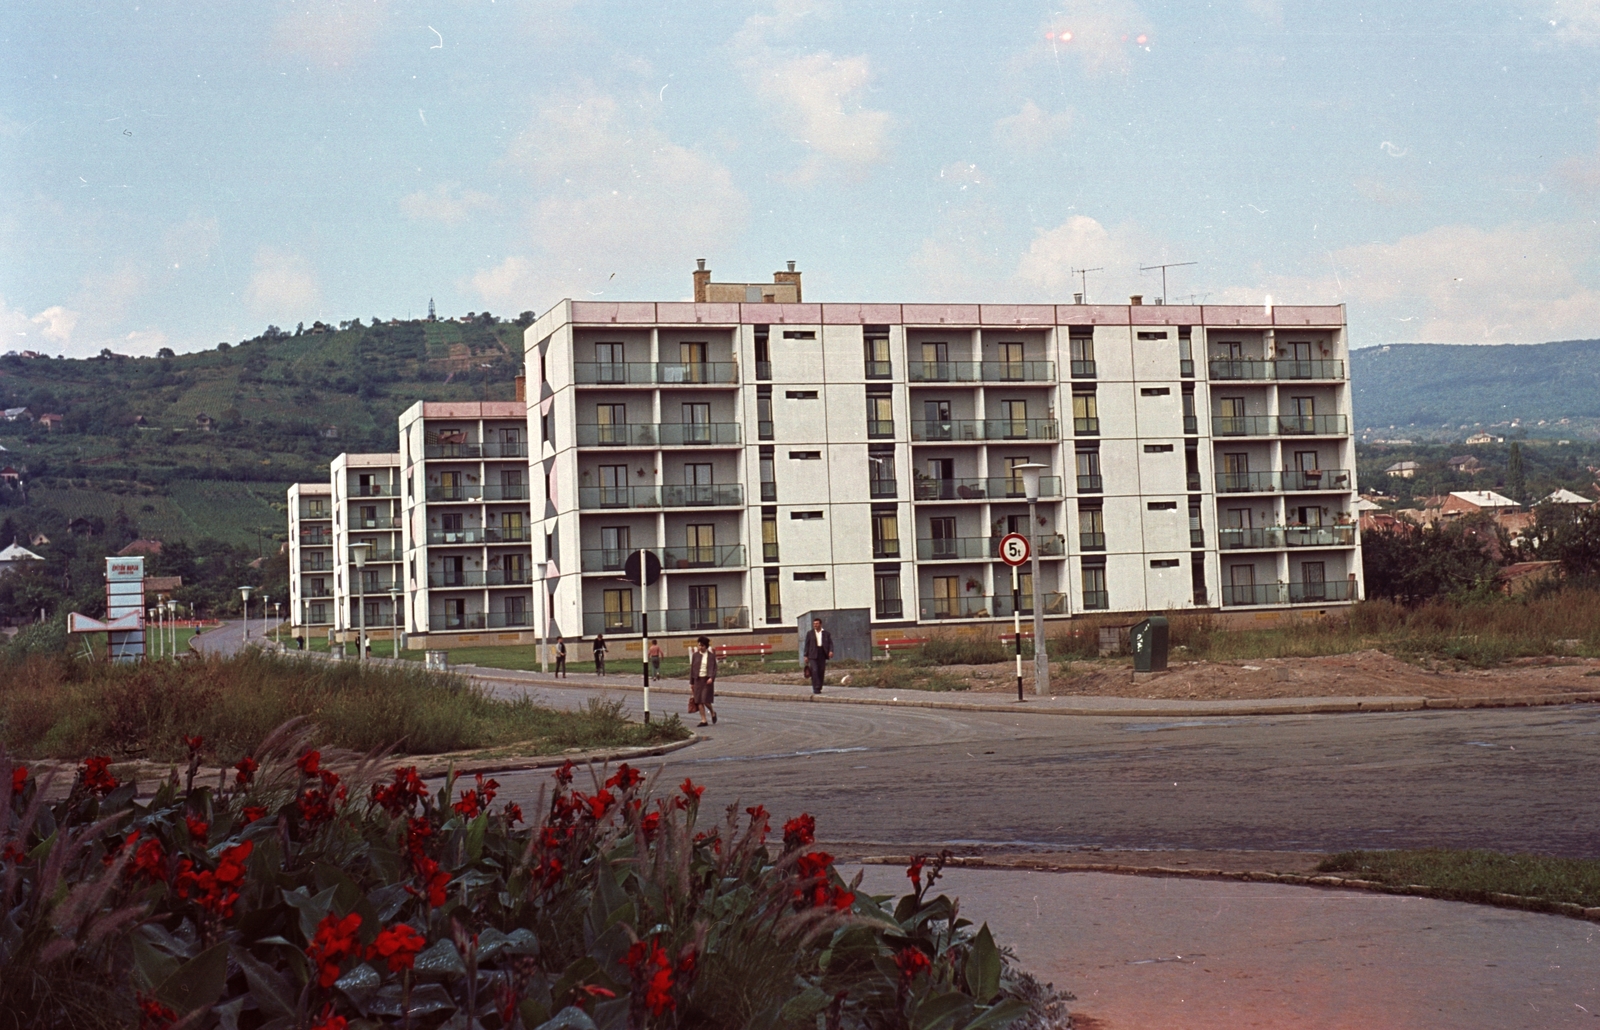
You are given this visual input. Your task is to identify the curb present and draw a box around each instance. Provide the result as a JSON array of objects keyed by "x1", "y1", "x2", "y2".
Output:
[
  {"x1": 409, "y1": 735, "x2": 700, "y2": 779},
  {"x1": 460, "y1": 667, "x2": 1600, "y2": 720},
  {"x1": 848, "y1": 854, "x2": 1600, "y2": 924}
]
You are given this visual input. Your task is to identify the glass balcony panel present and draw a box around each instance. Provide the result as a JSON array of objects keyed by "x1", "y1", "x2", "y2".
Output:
[
  {"x1": 1081, "y1": 589, "x2": 1110, "y2": 610},
  {"x1": 482, "y1": 484, "x2": 531, "y2": 501},
  {"x1": 1215, "y1": 471, "x2": 1280, "y2": 493},
  {"x1": 1218, "y1": 527, "x2": 1284, "y2": 550},
  {"x1": 656, "y1": 361, "x2": 739, "y2": 386},
  {"x1": 865, "y1": 360, "x2": 893, "y2": 379},
  {"x1": 665, "y1": 606, "x2": 749, "y2": 632},
  {"x1": 907, "y1": 361, "x2": 976, "y2": 382},
  {"x1": 979, "y1": 360, "x2": 1056, "y2": 382},
  {"x1": 426, "y1": 485, "x2": 483, "y2": 502},
  {"x1": 1079, "y1": 531, "x2": 1106, "y2": 551},
  {"x1": 983, "y1": 417, "x2": 1059, "y2": 441},
  {"x1": 576, "y1": 423, "x2": 659, "y2": 447},
  {"x1": 1282, "y1": 468, "x2": 1352, "y2": 492},
  {"x1": 1212, "y1": 415, "x2": 1276, "y2": 436},
  {"x1": 994, "y1": 592, "x2": 1068, "y2": 617},
  {"x1": 1076, "y1": 474, "x2": 1103, "y2": 493},
  {"x1": 866, "y1": 419, "x2": 896, "y2": 438},
  {"x1": 922, "y1": 595, "x2": 994, "y2": 619},
  {"x1": 869, "y1": 477, "x2": 898, "y2": 499},
  {"x1": 1221, "y1": 583, "x2": 1289, "y2": 606},
  {"x1": 660, "y1": 543, "x2": 746, "y2": 568},
  {"x1": 912, "y1": 476, "x2": 1062, "y2": 501},
  {"x1": 1072, "y1": 417, "x2": 1099, "y2": 436},
  {"x1": 1289, "y1": 580, "x2": 1353, "y2": 603},
  {"x1": 1284, "y1": 526, "x2": 1357, "y2": 547},
  {"x1": 660, "y1": 484, "x2": 744, "y2": 507},
  {"x1": 424, "y1": 443, "x2": 483, "y2": 459},
  {"x1": 1275, "y1": 359, "x2": 1344, "y2": 380},
  {"x1": 659, "y1": 422, "x2": 741, "y2": 446},
  {"x1": 1277, "y1": 414, "x2": 1349, "y2": 436}
]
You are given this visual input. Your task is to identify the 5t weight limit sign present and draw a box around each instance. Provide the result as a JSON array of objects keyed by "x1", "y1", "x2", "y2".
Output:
[{"x1": 999, "y1": 532, "x2": 1030, "y2": 567}]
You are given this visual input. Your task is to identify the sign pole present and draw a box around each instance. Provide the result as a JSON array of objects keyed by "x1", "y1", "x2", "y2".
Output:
[
  {"x1": 641, "y1": 608, "x2": 651, "y2": 724},
  {"x1": 1012, "y1": 563, "x2": 1022, "y2": 702},
  {"x1": 623, "y1": 547, "x2": 662, "y2": 726}
]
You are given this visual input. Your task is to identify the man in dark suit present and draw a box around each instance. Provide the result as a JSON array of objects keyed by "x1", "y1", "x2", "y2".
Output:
[{"x1": 802, "y1": 617, "x2": 833, "y2": 695}]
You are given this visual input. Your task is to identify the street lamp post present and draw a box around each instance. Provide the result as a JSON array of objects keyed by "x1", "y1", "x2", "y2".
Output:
[
  {"x1": 351, "y1": 542, "x2": 372, "y2": 664},
  {"x1": 273, "y1": 602, "x2": 282, "y2": 648},
  {"x1": 260, "y1": 595, "x2": 269, "y2": 648},
  {"x1": 238, "y1": 586, "x2": 254, "y2": 643},
  {"x1": 168, "y1": 599, "x2": 178, "y2": 657},
  {"x1": 1013, "y1": 463, "x2": 1051, "y2": 697},
  {"x1": 388, "y1": 588, "x2": 400, "y2": 660}
]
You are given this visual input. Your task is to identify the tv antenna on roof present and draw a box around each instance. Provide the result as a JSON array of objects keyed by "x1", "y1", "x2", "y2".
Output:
[
  {"x1": 1139, "y1": 261, "x2": 1196, "y2": 304},
  {"x1": 1070, "y1": 267, "x2": 1103, "y2": 302}
]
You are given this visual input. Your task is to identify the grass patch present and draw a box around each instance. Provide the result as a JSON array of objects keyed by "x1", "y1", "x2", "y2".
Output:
[
  {"x1": 1316, "y1": 848, "x2": 1600, "y2": 908},
  {"x1": 0, "y1": 650, "x2": 687, "y2": 762},
  {"x1": 839, "y1": 663, "x2": 969, "y2": 692}
]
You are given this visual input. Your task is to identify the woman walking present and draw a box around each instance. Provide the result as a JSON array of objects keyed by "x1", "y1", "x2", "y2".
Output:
[
  {"x1": 592, "y1": 634, "x2": 608, "y2": 676},
  {"x1": 688, "y1": 635, "x2": 718, "y2": 727}
]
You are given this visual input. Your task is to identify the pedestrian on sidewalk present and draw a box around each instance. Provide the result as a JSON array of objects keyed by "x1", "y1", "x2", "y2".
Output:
[
  {"x1": 689, "y1": 635, "x2": 718, "y2": 726},
  {"x1": 554, "y1": 635, "x2": 567, "y2": 678},
  {"x1": 802, "y1": 617, "x2": 833, "y2": 695},
  {"x1": 648, "y1": 638, "x2": 663, "y2": 681},
  {"x1": 592, "y1": 634, "x2": 608, "y2": 676}
]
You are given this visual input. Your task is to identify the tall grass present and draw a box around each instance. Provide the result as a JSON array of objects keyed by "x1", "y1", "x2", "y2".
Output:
[
  {"x1": 0, "y1": 651, "x2": 686, "y2": 761},
  {"x1": 1318, "y1": 849, "x2": 1600, "y2": 908}
]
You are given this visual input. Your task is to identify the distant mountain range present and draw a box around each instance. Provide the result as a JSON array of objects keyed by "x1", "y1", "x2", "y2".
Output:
[{"x1": 1351, "y1": 339, "x2": 1600, "y2": 431}]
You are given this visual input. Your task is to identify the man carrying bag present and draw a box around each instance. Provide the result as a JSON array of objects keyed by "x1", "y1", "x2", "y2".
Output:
[{"x1": 802, "y1": 617, "x2": 833, "y2": 695}]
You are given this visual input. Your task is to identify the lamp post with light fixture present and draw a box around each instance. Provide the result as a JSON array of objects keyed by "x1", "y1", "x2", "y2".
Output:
[
  {"x1": 1012, "y1": 462, "x2": 1051, "y2": 696},
  {"x1": 351, "y1": 542, "x2": 372, "y2": 664},
  {"x1": 238, "y1": 585, "x2": 253, "y2": 644},
  {"x1": 389, "y1": 587, "x2": 400, "y2": 660}
]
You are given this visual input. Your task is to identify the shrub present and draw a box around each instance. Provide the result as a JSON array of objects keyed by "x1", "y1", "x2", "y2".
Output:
[
  {"x1": 0, "y1": 732, "x2": 1058, "y2": 1030},
  {"x1": 916, "y1": 631, "x2": 1009, "y2": 666}
]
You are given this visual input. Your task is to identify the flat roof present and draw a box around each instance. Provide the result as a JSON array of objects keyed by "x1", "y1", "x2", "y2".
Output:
[{"x1": 415, "y1": 401, "x2": 525, "y2": 418}]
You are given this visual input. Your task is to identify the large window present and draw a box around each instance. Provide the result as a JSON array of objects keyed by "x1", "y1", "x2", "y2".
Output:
[
  {"x1": 1082, "y1": 564, "x2": 1108, "y2": 610},
  {"x1": 932, "y1": 576, "x2": 961, "y2": 618},
  {"x1": 1071, "y1": 389, "x2": 1098, "y2": 435},
  {"x1": 864, "y1": 333, "x2": 891, "y2": 378},
  {"x1": 871, "y1": 509, "x2": 900, "y2": 559},
  {"x1": 1075, "y1": 448, "x2": 1102, "y2": 493},
  {"x1": 682, "y1": 402, "x2": 711, "y2": 444},
  {"x1": 685, "y1": 524, "x2": 715, "y2": 565},
  {"x1": 1069, "y1": 333, "x2": 1095, "y2": 378},
  {"x1": 602, "y1": 588, "x2": 634, "y2": 631},
  {"x1": 1079, "y1": 504, "x2": 1105, "y2": 551},
  {"x1": 867, "y1": 394, "x2": 894, "y2": 438},
  {"x1": 875, "y1": 571, "x2": 903, "y2": 619},
  {"x1": 760, "y1": 447, "x2": 776, "y2": 502},
  {"x1": 764, "y1": 570, "x2": 782, "y2": 623},
  {"x1": 688, "y1": 585, "x2": 718, "y2": 629},
  {"x1": 762, "y1": 511, "x2": 779, "y2": 562}
]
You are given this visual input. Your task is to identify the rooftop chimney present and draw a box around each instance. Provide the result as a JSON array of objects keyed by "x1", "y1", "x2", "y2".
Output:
[
  {"x1": 697, "y1": 258, "x2": 706, "y2": 271},
  {"x1": 787, "y1": 260, "x2": 796, "y2": 272},
  {"x1": 1129, "y1": 295, "x2": 1143, "y2": 306},
  {"x1": 773, "y1": 261, "x2": 802, "y2": 302},
  {"x1": 693, "y1": 259, "x2": 712, "y2": 303},
  {"x1": 1074, "y1": 293, "x2": 1083, "y2": 305}
]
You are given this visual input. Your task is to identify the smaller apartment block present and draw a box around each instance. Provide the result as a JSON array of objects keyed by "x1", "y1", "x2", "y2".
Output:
[
  {"x1": 287, "y1": 482, "x2": 333, "y2": 634},
  {"x1": 330, "y1": 452, "x2": 402, "y2": 639}
]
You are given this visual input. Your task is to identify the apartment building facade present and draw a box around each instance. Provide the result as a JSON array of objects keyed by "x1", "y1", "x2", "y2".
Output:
[
  {"x1": 525, "y1": 269, "x2": 1361, "y2": 642},
  {"x1": 287, "y1": 482, "x2": 334, "y2": 634},
  {"x1": 330, "y1": 452, "x2": 402, "y2": 639}
]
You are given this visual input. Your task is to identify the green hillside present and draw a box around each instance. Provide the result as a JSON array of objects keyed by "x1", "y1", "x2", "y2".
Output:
[{"x1": 0, "y1": 314, "x2": 528, "y2": 549}]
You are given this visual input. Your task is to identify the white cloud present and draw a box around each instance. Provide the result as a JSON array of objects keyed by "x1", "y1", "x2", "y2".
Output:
[
  {"x1": 246, "y1": 247, "x2": 320, "y2": 318},
  {"x1": 1036, "y1": 0, "x2": 1152, "y2": 78},
  {"x1": 400, "y1": 184, "x2": 497, "y2": 226},
  {"x1": 0, "y1": 297, "x2": 81, "y2": 353},
  {"x1": 734, "y1": 1, "x2": 890, "y2": 182},
  {"x1": 471, "y1": 88, "x2": 748, "y2": 310},
  {"x1": 994, "y1": 101, "x2": 1075, "y2": 151},
  {"x1": 32, "y1": 305, "x2": 78, "y2": 344},
  {"x1": 1015, "y1": 215, "x2": 1167, "y2": 302},
  {"x1": 1542, "y1": 0, "x2": 1600, "y2": 43}
]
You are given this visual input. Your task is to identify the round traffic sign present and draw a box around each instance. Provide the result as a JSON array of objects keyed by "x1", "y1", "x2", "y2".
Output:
[{"x1": 999, "y1": 532, "x2": 1031, "y2": 567}]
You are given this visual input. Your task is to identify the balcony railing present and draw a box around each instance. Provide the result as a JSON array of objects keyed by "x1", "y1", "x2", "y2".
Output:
[
  {"x1": 922, "y1": 596, "x2": 995, "y2": 619},
  {"x1": 869, "y1": 477, "x2": 898, "y2": 499},
  {"x1": 912, "y1": 476, "x2": 1062, "y2": 501},
  {"x1": 1208, "y1": 359, "x2": 1345, "y2": 380},
  {"x1": 916, "y1": 536, "x2": 991, "y2": 561},
  {"x1": 584, "y1": 609, "x2": 644, "y2": 635},
  {"x1": 298, "y1": 508, "x2": 331, "y2": 521},
  {"x1": 1079, "y1": 531, "x2": 1106, "y2": 551},
  {"x1": 352, "y1": 516, "x2": 402, "y2": 529},
  {"x1": 1212, "y1": 415, "x2": 1275, "y2": 437},
  {"x1": 576, "y1": 423, "x2": 658, "y2": 447},
  {"x1": 908, "y1": 361, "x2": 978, "y2": 382},
  {"x1": 300, "y1": 586, "x2": 333, "y2": 599},
  {"x1": 483, "y1": 483, "x2": 530, "y2": 501},
  {"x1": 428, "y1": 611, "x2": 533, "y2": 632},
  {"x1": 758, "y1": 420, "x2": 773, "y2": 440},
  {"x1": 354, "y1": 484, "x2": 394, "y2": 497},
  {"x1": 577, "y1": 484, "x2": 744, "y2": 510},
  {"x1": 1183, "y1": 415, "x2": 1198, "y2": 435},
  {"x1": 1081, "y1": 589, "x2": 1110, "y2": 611},
  {"x1": 425, "y1": 527, "x2": 533, "y2": 545},
  {"x1": 873, "y1": 540, "x2": 902, "y2": 560},
  {"x1": 980, "y1": 360, "x2": 1056, "y2": 382},
  {"x1": 301, "y1": 604, "x2": 332, "y2": 626},
  {"x1": 299, "y1": 532, "x2": 333, "y2": 546},
  {"x1": 1278, "y1": 414, "x2": 1349, "y2": 436},
  {"x1": 1191, "y1": 529, "x2": 1205, "y2": 547},
  {"x1": 865, "y1": 360, "x2": 893, "y2": 379},
  {"x1": 573, "y1": 361, "x2": 739, "y2": 386},
  {"x1": 1221, "y1": 583, "x2": 1289, "y2": 606},
  {"x1": 661, "y1": 422, "x2": 741, "y2": 446},
  {"x1": 876, "y1": 599, "x2": 904, "y2": 620},
  {"x1": 756, "y1": 361, "x2": 772, "y2": 380},
  {"x1": 666, "y1": 606, "x2": 748, "y2": 632},
  {"x1": 762, "y1": 542, "x2": 779, "y2": 562},
  {"x1": 1284, "y1": 525, "x2": 1357, "y2": 547},
  {"x1": 1283, "y1": 468, "x2": 1353, "y2": 492},
  {"x1": 1071, "y1": 359, "x2": 1097, "y2": 379},
  {"x1": 300, "y1": 558, "x2": 333, "y2": 571},
  {"x1": 424, "y1": 443, "x2": 482, "y2": 459},
  {"x1": 351, "y1": 548, "x2": 399, "y2": 563},
  {"x1": 427, "y1": 569, "x2": 537, "y2": 588},
  {"x1": 1218, "y1": 527, "x2": 1283, "y2": 550},
  {"x1": 1216, "y1": 471, "x2": 1279, "y2": 494},
  {"x1": 1209, "y1": 359, "x2": 1275, "y2": 380},
  {"x1": 911, "y1": 418, "x2": 1060, "y2": 442},
  {"x1": 994, "y1": 592, "x2": 1068, "y2": 617},
  {"x1": 575, "y1": 422, "x2": 741, "y2": 448},
  {"x1": 1073, "y1": 417, "x2": 1099, "y2": 436},
  {"x1": 1076, "y1": 474, "x2": 1103, "y2": 493},
  {"x1": 1180, "y1": 359, "x2": 1194, "y2": 378},
  {"x1": 1277, "y1": 359, "x2": 1345, "y2": 380},
  {"x1": 662, "y1": 544, "x2": 746, "y2": 569},
  {"x1": 426, "y1": 486, "x2": 482, "y2": 502},
  {"x1": 1289, "y1": 580, "x2": 1354, "y2": 603},
  {"x1": 760, "y1": 481, "x2": 776, "y2": 502},
  {"x1": 867, "y1": 419, "x2": 896, "y2": 438}
]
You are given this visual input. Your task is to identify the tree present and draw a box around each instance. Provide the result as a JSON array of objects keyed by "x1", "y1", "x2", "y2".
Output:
[
  {"x1": 1362, "y1": 516, "x2": 1502, "y2": 605},
  {"x1": 1507, "y1": 442, "x2": 1526, "y2": 503},
  {"x1": 156, "y1": 347, "x2": 176, "y2": 359}
]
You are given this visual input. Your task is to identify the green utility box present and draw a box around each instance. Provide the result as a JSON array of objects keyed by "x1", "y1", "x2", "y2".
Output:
[{"x1": 1131, "y1": 616, "x2": 1169, "y2": 673}]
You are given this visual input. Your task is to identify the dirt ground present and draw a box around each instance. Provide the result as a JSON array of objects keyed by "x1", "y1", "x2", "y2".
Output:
[{"x1": 730, "y1": 650, "x2": 1600, "y2": 701}]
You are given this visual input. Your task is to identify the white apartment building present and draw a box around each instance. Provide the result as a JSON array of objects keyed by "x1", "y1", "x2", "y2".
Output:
[
  {"x1": 287, "y1": 482, "x2": 333, "y2": 634},
  {"x1": 396, "y1": 401, "x2": 537, "y2": 645},
  {"x1": 524, "y1": 264, "x2": 1361, "y2": 643},
  {"x1": 330, "y1": 451, "x2": 402, "y2": 641}
]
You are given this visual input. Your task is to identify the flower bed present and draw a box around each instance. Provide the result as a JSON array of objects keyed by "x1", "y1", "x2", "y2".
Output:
[{"x1": 0, "y1": 725, "x2": 1065, "y2": 1029}]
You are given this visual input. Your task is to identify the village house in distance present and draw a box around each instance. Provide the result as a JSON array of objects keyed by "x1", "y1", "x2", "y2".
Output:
[{"x1": 288, "y1": 262, "x2": 1361, "y2": 651}]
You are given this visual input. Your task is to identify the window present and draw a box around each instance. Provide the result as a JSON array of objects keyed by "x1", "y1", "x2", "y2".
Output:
[
  {"x1": 681, "y1": 402, "x2": 711, "y2": 444},
  {"x1": 1137, "y1": 331, "x2": 1168, "y2": 340},
  {"x1": 688, "y1": 585, "x2": 719, "y2": 629},
  {"x1": 875, "y1": 570, "x2": 903, "y2": 619},
  {"x1": 1298, "y1": 561, "x2": 1327, "y2": 602},
  {"x1": 869, "y1": 445, "x2": 896, "y2": 498},
  {"x1": 760, "y1": 445, "x2": 776, "y2": 502},
  {"x1": 1003, "y1": 455, "x2": 1030, "y2": 495},
  {"x1": 762, "y1": 510, "x2": 779, "y2": 562},
  {"x1": 1151, "y1": 558, "x2": 1180, "y2": 568},
  {"x1": 1140, "y1": 387, "x2": 1170, "y2": 396},
  {"x1": 683, "y1": 463, "x2": 712, "y2": 503},
  {"x1": 1075, "y1": 447, "x2": 1102, "y2": 492},
  {"x1": 679, "y1": 341, "x2": 707, "y2": 383},
  {"x1": 995, "y1": 341, "x2": 1025, "y2": 380},
  {"x1": 999, "y1": 399, "x2": 1028, "y2": 438},
  {"x1": 1182, "y1": 385, "x2": 1197, "y2": 435},
  {"x1": 1221, "y1": 451, "x2": 1250, "y2": 492},
  {"x1": 764, "y1": 569, "x2": 782, "y2": 622},
  {"x1": 919, "y1": 341, "x2": 951, "y2": 380},
  {"x1": 871, "y1": 509, "x2": 900, "y2": 559},
  {"x1": 793, "y1": 571, "x2": 826, "y2": 581},
  {"x1": 1185, "y1": 442, "x2": 1201, "y2": 490},
  {"x1": 1191, "y1": 553, "x2": 1208, "y2": 605},
  {"x1": 1072, "y1": 389, "x2": 1099, "y2": 435},
  {"x1": 1218, "y1": 396, "x2": 1248, "y2": 435},
  {"x1": 790, "y1": 510, "x2": 823, "y2": 520},
  {"x1": 929, "y1": 516, "x2": 958, "y2": 558},
  {"x1": 441, "y1": 512, "x2": 463, "y2": 536},
  {"x1": 1082, "y1": 563, "x2": 1108, "y2": 610},
  {"x1": 1079, "y1": 504, "x2": 1105, "y2": 551},
  {"x1": 932, "y1": 575, "x2": 961, "y2": 618},
  {"x1": 1143, "y1": 444, "x2": 1174, "y2": 453},
  {"x1": 598, "y1": 464, "x2": 628, "y2": 506},
  {"x1": 789, "y1": 451, "x2": 821, "y2": 460},
  {"x1": 1070, "y1": 331, "x2": 1096, "y2": 378},
  {"x1": 595, "y1": 342, "x2": 624, "y2": 367},
  {"x1": 755, "y1": 326, "x2": 771, "y2": 380},
  {"x1": 505, "y1": 596, "x2": 527, "y2": 625},
  {"x1": 1189, "y1": 501, "x2": 1204, "y2": 547},
  {"x1": 1179, "y1": 329, "x2": 1194, "y2": 377},
  {"x1": 1148, "y1": 501, "x2": 1178, "y2": 510},
  {"x1": 864, "y1": 332, "x2": 891, "y2": 378},
  {"x1": 593, "y1": 403, "x2": 626, "y2": 444},
  {"x1": 602, "y1": 588, "x2": 634, "y2": 631},
  {"x1": 544, "y1": 532, "x2": 554, "y2": 563},
  {"x1": 757, "y1": 386, "x2": 773, "y2": 439},
  {"x1": 785, "y1": 390, "x2": 818, "y2": 400},
  {"x1": 867, "y1": 393, "x2": 894, "y2": 437},
  {"x1": 782, "y1": 330, "x2": 816, "y2": 340},
  {"x1": 685, "y1": 524, "x2": 715, "y2": 565}
]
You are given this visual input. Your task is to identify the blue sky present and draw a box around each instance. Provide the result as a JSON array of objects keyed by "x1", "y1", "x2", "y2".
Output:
[{"x1": 3, "y1": 0, "x2": 1599, "y2": 357}]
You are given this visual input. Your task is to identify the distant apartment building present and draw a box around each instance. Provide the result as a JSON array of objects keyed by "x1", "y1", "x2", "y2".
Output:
[
  {"x1": 330, "y1": 452, "x2": 402, "y2": 639},
  {"x1": 287, "y1": 482, "x2": 333, "y2": 632}
]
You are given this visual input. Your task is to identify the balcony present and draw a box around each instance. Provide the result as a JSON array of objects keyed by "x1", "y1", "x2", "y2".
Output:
[
  {"x1": 1212, "y1": 415, "x2": 1275, "y2": 437},
  {"x1": 300, "y1": 558, "x2": 333, "y2": 572},
  {"x1": 1289, "y1": 580, "x2": 1354, "y2": 603},
  {"x1": 573, "y1": 361, "x2": 739, "y2": 386},
  {"x1": 912, "y1": 476, "x2": 1063, "y2": 501},
  {"x1": 1076, "y1": 474, "x2": 1103, "y2": 493},
  {"x1": 483, "y1": 483, "x2": 531, "y2": 501},
  {"x1": 298, "y1": 508, "x2": 331, "y2": 522},
  {"x1": 354, "y1": 484, "x2": 395, "y2": 497},
  {"x1": 426, "y1": 486, "x2": 483, "y2": 502},
  {"x1": 300, "y1": 586, "x2": 333, "y2": 599},
  {"x1": 980, "y1": 360, "x2": 1056, "y2": 382},
  {"x1": 923, "y1": 596, "x2": 995, "y2": 619},
  {"x1": 911, "y1": 418, "x2": 1059, "y2": 442},
  {"x1": 1208, "y1": 359, "x2": 1345, "y2": 381},
  {"x1": 1216, "y1": 471, "x2": 1279, "y2": 494},
  {"x1": 666, "y1": 606, "x2": 748, "y2": 632},
  {"x1": 867, "y1": 419, "x2": 896, "y2": 439},
  {"x1": 869, "y1": 477, "x2": 898, "y2": 499},
  {"x1": 577, "y1": 484, "x2": 744, "y2": 510},
  {"x1": 1284, "y1": 525, "x2": 1357, "y2": 548},
  {"x1": 1072, "y1": 417, "x2": 1099, "y2": 436},
  {"x1": 351, "y1": 548, "x2": 399, "y2": 563},
  {"x1": 1218, "y1": 527, "x2": 1283, "y2": 550},
  {"x1": 994, "y1": 592, "x2": 1068, "y2": 617},
  {"x1": 575, "y1": 422, "x2": 743, "y2": 448},
  {"x1": 1079, "y1": 531, "x2": 1106, "y2": 551},
  {"x1": 661, "y1": 422, "x2": 741, "y2": 447},
  {"x1": 1071, "y1": 359, "x2": 1097, "y2": 379},
  {"x1": 1278, "y1": 414, "x2": 1349, "y2": 436},
  {"x1": 428, "y1": 611, "x2": 533, "y2": 632},
  {"x1": 916, "y1": 536, "x2": 991, "y2": 561},
  {"x1": 299, "y1": 532, "x2": 333, "y2": 546},
  {"x1": 1221, "y1": 583, "x2": 1288, "y2": 607},
  {"x1": 1277, "y1": 359, "x2": 1344, "y2": 380},
  {"x1": 351, "y1": 516, "x2": 401, "y2": 531},
  {"x1": 576, "y1": 423, "x2": 658, "y2": 447},
  {"x1": 425, "y1": 527, "x2": 534, "y2": 545},
  {"x1": 424, "y1": 443, "x2": 482, "y2": 459},
  {"x1": 661, "y1": 543, "x2": 746, "y2": 569},
  {"x1": 427, "y1": 569, "x2": 537, "y2": 588},
  {"x1": 865, "y1": 360, "x2": 893, "y2": 379},
  {"x1": 1081, "y1": 589, "x2": 1110, "y2": 611},
  {"x1": 1284, "y1": 468, "x2": 1353, "y2": 492},
  {"x1": 1209, "y1": 359, "x2": 1275, "y2": 380},
  {"x1": 908, "y1": 361, "x2": 978, "y2": 382}
]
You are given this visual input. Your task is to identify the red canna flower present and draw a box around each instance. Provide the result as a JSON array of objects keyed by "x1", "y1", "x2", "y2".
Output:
[
  {"x1": 309, "y1": 1003, "x2": 347, "y2": 1030},
  {"x1": 233, "y1": 756, "x2": 258, "y2": 787},
  {"x1": 605, "y1": 763, "x2": 643, "y2": 790},
  {"x1": 504, "y1": 802, "x2": 524, "y2": 825},
  {"x1": 679, "y1": 777, "x2": 703, "y2": 802},
  {"x1": 895, "y1": 946, "x2": 931, "y2": 983},
  {"x1": 296, "y1": 749, "x2": 322, "y2": 776},
  {"x1": 185, "y1": 814, "x2": 209, "y2": 843},
  {"x1": 907, "y1": 855, "x2": 925, "y2": 887},
  {"x1": 307, "y1": 911, "x2": 363, "y2": 988},
  {"x1": 783, "y1": 813, "x2": 816, "y2": 850},
  {"x1": 584, "y1": 789, "x2": 615, "y2": 820},
  {"x1": 11, "y1": 766, "x2": 27, "y2": 796},
  {"x1": 639, "y1": 811, "x2": 661, "y2": 841},
  {"x1": 372, "y1": 765, "x2": 428, "y2": 816},
  {"x1": 475, "y1": 773, "x2": 498, "y2": 805},
  {"x1": 80, "y1": 756, "x2": 118, "y2": 796},
  {"x1": 554, "y1": 759, "x2": 575, "y2": 786},
  {"x1": 183, "y1": 735, "x2": 204, "y2": 756},
  {"x1": 623, "y1": 938, "x2": 676, "y2": 1017},
  {"x1": 239, "y1": 804, "x2": 268, "y2": 824},
  {"x1": 452, "y1": 790, "x2": 482, "y2": 818},
  {"x1": 137, "y1": 993, "x2": 178, "y2": 1029},
  {"x1": 174, "y1": 840, "x2": 252, "y2": 918},
  {"x1": 129, "y1": 835, "x2": 168, "y2": 883},
  {"x1": 368, "y1": 923, "x2": 427, "y2": 973},
  {"x1": 745, "y1": 805, "x2": 770, "y2": 841}
]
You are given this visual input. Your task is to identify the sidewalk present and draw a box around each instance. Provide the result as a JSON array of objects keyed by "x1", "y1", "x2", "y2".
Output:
[{"x1": 454, "y1": 661, "x2": 1600, "y2": 719}]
